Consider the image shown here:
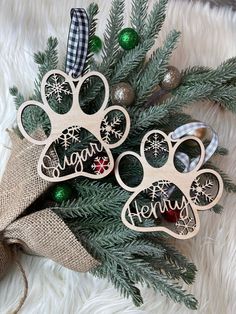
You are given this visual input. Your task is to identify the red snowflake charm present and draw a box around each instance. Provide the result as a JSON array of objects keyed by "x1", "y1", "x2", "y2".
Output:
[{"x1": 91, "y1": 156, "x2": 110, "y2": 175}]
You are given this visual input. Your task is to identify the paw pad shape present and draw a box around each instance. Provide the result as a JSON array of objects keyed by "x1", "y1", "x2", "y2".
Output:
[
  {"x1": 115, "y1": 130, "x2": 223, "y2": 239},
  {"x1": 17, "y1": 70, "x2": 130, "y2": 182}
]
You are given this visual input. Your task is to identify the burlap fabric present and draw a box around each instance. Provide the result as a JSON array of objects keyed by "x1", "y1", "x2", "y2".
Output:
[{"x1": 0, "y1": 131, "x2": 99, "y2": 278}]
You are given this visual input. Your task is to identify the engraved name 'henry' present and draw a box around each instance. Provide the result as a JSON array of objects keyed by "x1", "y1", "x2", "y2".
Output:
[{"x1": 127, "y1": 196, "x2": 189, "y2": 226}]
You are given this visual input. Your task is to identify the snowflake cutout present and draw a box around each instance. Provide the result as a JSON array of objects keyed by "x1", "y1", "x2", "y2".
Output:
[
  {"x1": 175, "y1": 217, "x2": 196, "y2": 235},
  {"x1": 144, "y1": 133, "x2": 169, "y2": 157},
  {"x1": 91, "y1": 156, "x2": 110, "y2": 175},
  {"x1": 145, "y1": 180, "x2": 171, "y2": 201},
  {"x1": 56, "y1": 126, "x2": 81, "y2": 150},
  {"x1": 100, "y1": 116, "x2": 123, "y2": 144},
  {"x1": 190, "y1": 177, "x2": 214, "y2": 205},
  {"x1": 45, "y1": 73, "x2": 72, "y2": 103}
]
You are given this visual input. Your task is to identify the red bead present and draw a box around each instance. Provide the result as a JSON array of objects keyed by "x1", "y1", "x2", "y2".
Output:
[{"x1": 162, "y1": 209, "x2": 180, "y2": 223}]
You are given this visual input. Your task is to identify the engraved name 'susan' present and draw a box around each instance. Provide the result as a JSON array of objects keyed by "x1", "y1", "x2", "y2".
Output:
[{"x1": 42, "y1": 142, "x2": 104, "y2": 177}]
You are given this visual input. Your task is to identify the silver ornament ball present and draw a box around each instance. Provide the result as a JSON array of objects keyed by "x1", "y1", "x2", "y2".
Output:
[
  {"x1": 161, "y1": 66, "x2": 181, "y2": 90},
  {"x1": 111, "y1": 82, "x2": 135, "y2": 106}
]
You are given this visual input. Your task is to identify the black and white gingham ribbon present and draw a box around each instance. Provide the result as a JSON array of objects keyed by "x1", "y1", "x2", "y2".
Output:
[
  {"x1": 171, "y1": 122, "x2": 219, "y2": 171},
  {"x1": 65, "y1": 8, "x2": 89, "y2": 78}
]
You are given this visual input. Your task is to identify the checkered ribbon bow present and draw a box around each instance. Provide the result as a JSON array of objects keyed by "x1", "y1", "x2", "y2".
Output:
[
  {"x1": 171, "y1": 122, "x2": 219, "y2": 171},
  {"x1": 65, "y1": 8, "x2": 89, "y2": 78}
]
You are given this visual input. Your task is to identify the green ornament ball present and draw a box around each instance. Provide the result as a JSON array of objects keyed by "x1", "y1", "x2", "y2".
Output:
[
  {"x1": 52, "y1": 183, "x2": 72, "y2": 203},
  {"x1": 90, "y1": 35, "x2": 102, "y2": 53},
  {"x1": 118, "y1": 28, "x2": 139, "y2": 50}
]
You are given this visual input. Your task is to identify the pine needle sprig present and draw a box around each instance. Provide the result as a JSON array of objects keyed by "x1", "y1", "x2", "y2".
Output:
[
  {"x1": 131, "y1": 0, "x2": 148, "y2": 38},
  {"x1": 210, "y1": 204, "x2": 224, "y2": 214},
  {"x1": 100, "y1": 0, "x2": 125, "y2": 73},
  {"x1": 143, "y1": 0, "x2": 168, "y2": 40},
  {"x1": 111, "y1": 39, "x2": 154, "y2": 85},
  {"x1": 208, "y1": 85, "x2": 236, "y2": 112},
  {"x1": 154, "y1": 240, "x2": 197, "y2": 275},
  {"x1": 134, "y1": 30, "x2": 181, "y2": 105},
  {"x1": 82, "y1": 3, "x2": 99, "y2": 74},
  {"x1": 53, "y1": 192, "x2": 128, "y2": 219},
  {"x1": 181, "y1": 65, "x2": 210, "y2": 77},
  {"x1": 33, "y1": 37, "x2": 59, "y2": 102},
  {"x1": 144, "y1": 256, "x2": 195, "y2": 284},
  {"x1": 89, "y1": 240, "x2": 198, "y2": 309},
  {"x1": 9, "y1": 87, "x2": 25, "y2": 110},
  {"x1": 93, "y1": 262, "x2": 144, "y2": 306},
  {"x1": 204, "y1": 161, "x2": 236, "y2": 193},
  {"x1": 182, "y1": 57, "x2": 236, "y2": 86}
]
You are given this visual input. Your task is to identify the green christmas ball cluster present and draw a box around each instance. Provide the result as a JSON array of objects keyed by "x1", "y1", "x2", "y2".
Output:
[{"x1": 90, "y1": 28, "x2": 140, "y2": 53}]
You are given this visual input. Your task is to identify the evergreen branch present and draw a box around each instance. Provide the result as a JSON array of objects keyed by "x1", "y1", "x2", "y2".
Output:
[
  {"x1": 131, "y1": 0, "x2": 148, "y2": 38},
  {"x1": 111, "y1": 39, "x2": 154, "y2": 85},
  {"x1": 78, "y1": 223, "x2": 140, "y2": 246},
  {"x1": 129, "y1": 83, "x2": 213, "y2": 137},
  {"x1": 104, "y1": 238, "x2": 164, "y2": 257},
  {"x1": 33, "y1": 37, "x2": 59, "y2": 101},
  {"x1": 143, "y1": 256, "x2": 195, "y2": 285},
  {"x1": 9, "y1": 86, "x2": 25, "y2": 110},
  {"x1": 181, "y1": 65, "x2": 210, "y2": 77},
  {"x1": 204, "y1": 161, "x2": 236, "y2": 193},
  {"x1": 100, "y1": 0, "x2": 125, "y2": 71},
  {"x1": 161, "y1": 83, "x2": 215, "y2": 113},
  {"x1": 214, "y1": 146, "x2": 228, "y2": 156},
  {"x1": 83, "y1": 3, "x2": 99, "y2": 74},
  {"x1": 89, "y1": 237, "x2": 197, "y2": 310},
  {"x1": 93, "y1": 263, "x2": 143, "y2": 306},
  {"x1": 110, "y1": 251, "x2": 198, "y2": 310},
  {"x1": 210, "y1": 204, "x2": 223, "y2": 214},
  {"x1": 182, "y1": 57, "x2": 236, "y2": 86},
  {"x1": 53, "y1": 196, "x2": 121, "y2": 219},
  {"x1": 53, "y1": 182, "x2": 129, "y2": 219},
  {"x1": 208, "y1": 85, "x2": 236, "y2": 112},
  {"x1": 135, "y1": 30, "x2": 180, "y2": 105},
  {"x1": 74, "y1": 179, "x2": 130, "y2": 199},
  {"x1": 80, "y1": 0, "x2": 125, "y2": 105},
  {"x1": 143, "y1": 0, "x2": 168, "y2": 40},
  {"x1": 159, "y1": 113, "x2": 192, "y2": 131},
  {"x1": 154, "y1": 240, "x2": 197, "y2": 274}
]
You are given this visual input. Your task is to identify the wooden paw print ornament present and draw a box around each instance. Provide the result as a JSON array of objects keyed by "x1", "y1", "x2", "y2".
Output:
[
  {"x1": 17, "y1": 70, "x2": 130, "y2": 182},
  {"x1": 115, "y1": 129, "x2": 224, "y2": 239}
]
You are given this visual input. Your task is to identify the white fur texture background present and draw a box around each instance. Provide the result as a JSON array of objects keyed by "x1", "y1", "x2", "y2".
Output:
[{"x1": 0, "y1": 0, "x2": 236, "y2": 313}]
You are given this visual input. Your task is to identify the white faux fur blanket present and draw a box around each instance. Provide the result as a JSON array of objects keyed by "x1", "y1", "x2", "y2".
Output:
[{"x1": 0, "y1": 0, "x2": 236, "y2": 313}]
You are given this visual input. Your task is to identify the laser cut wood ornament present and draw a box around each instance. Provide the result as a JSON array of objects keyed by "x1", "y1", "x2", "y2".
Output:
[
  {"x1": 115, "y1": 130, "x2": 224, "y2": 240},
  {"x1": 17, "y1": 70, "x2": 130, "y2": 182}
]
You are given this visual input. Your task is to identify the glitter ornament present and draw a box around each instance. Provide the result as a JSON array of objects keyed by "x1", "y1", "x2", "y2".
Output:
[
  {"x1": 118, "y1": 28, "x2": 139, "y2": 50},
  {"x1": 161, "y1": 66, "x2": 181, "y2": 90},
  {"x1": 52, "y1": 183, "x2": 73, "y2": 203},
  {"x1": 90, "y1": 35, "x2": 102, "y2": 53},
  {"x1": 111, "y1": 82, "x2": 135, "y2": 106},
  {"x1": 162, "y1": 209, "x2": 181, "y2": 223}
]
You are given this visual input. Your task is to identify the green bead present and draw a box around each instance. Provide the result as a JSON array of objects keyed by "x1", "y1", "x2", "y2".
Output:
[
  {"x1": 90, "y1": 35, "x2": 102, "y2": 53},
  {"x1": 52, "y1": 183, "x2": 72, "y2": 203},
  {"x1": 118, "y1": 28, "x2": 139, "y2": 50}
]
